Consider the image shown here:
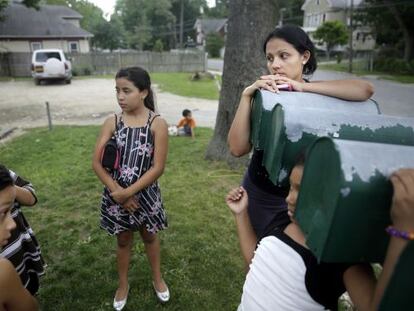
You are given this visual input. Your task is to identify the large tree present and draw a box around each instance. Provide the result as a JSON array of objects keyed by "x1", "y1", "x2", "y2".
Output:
[
  {"x1": 115, "y1": 0, "x2": 177, "y2": 50},
  {"x1": 355, "y1": 0, "x2": 414, "y2": 61},
  {"x1": 205, "y1": 0, "x2": 278, "y2": 165},
  {"x1": 45, "y1": 0, "x2": 120, "y2": 50},
  {"x1": 314, "y1": 21, "x2": 348, "y2": 61}
]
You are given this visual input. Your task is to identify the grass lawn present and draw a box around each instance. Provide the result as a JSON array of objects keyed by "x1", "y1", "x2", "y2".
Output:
[
  {"x1": 0, "y1": 126, "x2": 244, "y2": 310},
  {"x1": 319, "y1": 63, "x2": 414, "y2": 84},
  {"x1": 151, "y1": 72, "x2": 220, "y2": 100}
]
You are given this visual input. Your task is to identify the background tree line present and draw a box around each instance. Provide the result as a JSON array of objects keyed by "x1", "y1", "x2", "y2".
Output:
[{"x1": 42, "y1": 0, "x2": 230, "y2": 51}]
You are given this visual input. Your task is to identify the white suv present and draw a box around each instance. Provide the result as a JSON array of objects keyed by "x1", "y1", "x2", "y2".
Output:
[{"x1": 31, "y1": 49, "x2": 72, "y2": 85}]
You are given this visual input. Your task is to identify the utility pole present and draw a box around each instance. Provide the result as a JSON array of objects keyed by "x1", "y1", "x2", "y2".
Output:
[
  {"x1": 278, "y1": 8, "x2": 286, "y2": 27},
  {"x1": 180, "y1": 0, "x2": 184, "y2": 49},
  {"x1": 348, "y1": 0, "x2": 354, "y2": 73}
]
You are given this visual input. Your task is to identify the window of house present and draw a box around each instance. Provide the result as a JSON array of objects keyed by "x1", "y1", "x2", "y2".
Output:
[
  {"x1": 317, "y1": 0, "x2": 320, "y2": 4},
  {"x1": 31, "y1": 42, "x2": 42, "y2": 51},
  {"x1": 68, "y1": 41, "x2": 79, "y2": 53},
  {"x1": 323, "y1": 14, "x2": 326, "y2": 22}
]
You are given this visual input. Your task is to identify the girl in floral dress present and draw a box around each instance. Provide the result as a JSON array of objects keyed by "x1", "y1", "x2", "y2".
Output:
[{"x1": 92, "y1": 67, "x2": 169, "y2": 311}]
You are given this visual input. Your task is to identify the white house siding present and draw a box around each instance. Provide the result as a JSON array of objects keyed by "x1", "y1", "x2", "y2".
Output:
[
  {"x1": 43, "y1": 39, "x2": 90, "y2": 53},
  {"x1": 78, "y1": 40, "x2": 90, "y2": 53},
  {"x1": 0, "y1": 40, "x2": 30, "y2": 52},
  {"x1": 0, "y1": 39, "x2": 90, "y2": 53}
]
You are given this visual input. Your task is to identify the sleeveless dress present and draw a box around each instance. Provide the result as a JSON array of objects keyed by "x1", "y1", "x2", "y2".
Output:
[{"x1": 100, "y1": 112, "x2": 168, "y2": 235}]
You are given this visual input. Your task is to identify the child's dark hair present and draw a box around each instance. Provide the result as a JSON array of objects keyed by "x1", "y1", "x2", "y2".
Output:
[
  {"x1": 182, "y1": 109, "x2": 191, "y2": 117},
  {"x1": 0, "y1": 164, "x2": 13, "y2": 191},
  {"x1": 263, "y1": 24, "x2": 317, "y2": 75},
  {"x1": 115, "y1": 67, "x2": 155, "y2": 111}
]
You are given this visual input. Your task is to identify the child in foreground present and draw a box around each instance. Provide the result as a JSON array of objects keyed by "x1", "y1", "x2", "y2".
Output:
[
  {"x1": 226, "y1": 157, "x2": 414, "y2": 310},
  {"x1": 92, "y1": 67, "x2": 169, "y2": 311},
  {"x1": 0, "y1": 164, "x2": 38, "y2": 310}
]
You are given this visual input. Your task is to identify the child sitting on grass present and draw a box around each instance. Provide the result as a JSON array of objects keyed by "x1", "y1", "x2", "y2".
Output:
[{"x1": 177, "y1": 109, "x2": 196, "y2": 139}]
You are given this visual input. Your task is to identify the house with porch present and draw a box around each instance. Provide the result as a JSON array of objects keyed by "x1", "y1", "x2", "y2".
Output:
[{"x1": 301, "y1": 0, "x2": 375, "y2": 55}]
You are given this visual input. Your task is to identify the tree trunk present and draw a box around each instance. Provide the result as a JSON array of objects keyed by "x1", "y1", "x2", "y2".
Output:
[
  {"x1": 384, "y1": 0, "x2": 413, "y2": 61},
  {"x1": 205, "y1": 0, "x2": 279, "y2": 167}
]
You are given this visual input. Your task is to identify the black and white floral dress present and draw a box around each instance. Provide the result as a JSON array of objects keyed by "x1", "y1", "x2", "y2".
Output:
[{"x1": 100, "y1": 112, "x2": 168, "y2": 235}]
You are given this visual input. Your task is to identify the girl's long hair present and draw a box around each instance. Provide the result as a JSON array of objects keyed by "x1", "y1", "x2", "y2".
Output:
[{"x1": 115, "y1": 67, "x2": 155, "y2": 111}]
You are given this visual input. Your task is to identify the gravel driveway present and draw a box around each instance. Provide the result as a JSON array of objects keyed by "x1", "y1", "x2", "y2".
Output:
[{"x1": 0, "y1": 78, "x2": 218, "y2": 131}]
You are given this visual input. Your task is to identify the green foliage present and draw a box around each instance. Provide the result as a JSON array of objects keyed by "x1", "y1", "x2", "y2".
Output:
[
  {"x1": 355, "y1": 0, "x2": 414, "y2": 61},
  {"x1": 314, "y1": 21, "x2": 348, "y2": 59},
  {"x1": 206, "y1": 33, "x2": 224, "y2": 58},
  {"x1": 116, "y1": 0, "x2": 177, "y2": 50},
  {"x1": 93, "y1": 16, "x2": 126, "y2": 51},
  {"x1": 374, "y1": 57, "x2": 414, "y2": 75},
  {"x1": 45, "y1": 0, "x2": 124, "y2": 51},
  {"x1": 279, "y1": 0, "x2": 304, "y2": 26},
  {"x1": 204, "y1": 0, "x2": 229, "y2": 18},
  {"x1": 0, "y1": 126, "x2": 244, "y2": 310},
  {"x1": 1, "y1": 0, "x2": 41, "y2": 19},
  {"x1": 153, "y1": 39, "x2": 164, "y2": 52}
]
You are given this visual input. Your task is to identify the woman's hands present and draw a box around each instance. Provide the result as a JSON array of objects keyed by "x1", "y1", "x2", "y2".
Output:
[
  {"x1": 390, "y1": 168, "x2": 414, "y2": 232},
  {"x1": 242, "y1": 74, "x2": 304, "y2": 97},
  {"x1": 260, "y1": 74, "x2": 305, "y2": 92},
  {"x1": 226, "y1": 186, "x2": 248, "y2": 215}
]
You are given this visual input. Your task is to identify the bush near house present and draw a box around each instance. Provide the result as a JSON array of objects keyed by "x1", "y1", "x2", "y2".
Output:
[
  {"x1": 206, "y1": 33, "x2": 224, "y2": 58},
  {"x1": 374, "y1": 57, "x2": 414, "y2": 75}
]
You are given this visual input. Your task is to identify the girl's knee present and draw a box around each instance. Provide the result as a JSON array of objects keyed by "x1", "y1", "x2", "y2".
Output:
[
  {"x1": 117, "y1": 231, "x2": 133, "y2": 248},
  {"x1": 140, "y1": 229, "x2": 157, "y2": 244}
]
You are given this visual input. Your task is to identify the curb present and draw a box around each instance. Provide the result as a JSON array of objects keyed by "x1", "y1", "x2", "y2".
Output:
[{"x1": 0, "y1": 127, "x2": 17, "y2": 140}]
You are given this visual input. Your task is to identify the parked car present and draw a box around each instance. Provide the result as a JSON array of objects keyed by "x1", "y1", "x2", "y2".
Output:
[{"x1": 31, "y1": 49, "x2": 72, "y2": 85}]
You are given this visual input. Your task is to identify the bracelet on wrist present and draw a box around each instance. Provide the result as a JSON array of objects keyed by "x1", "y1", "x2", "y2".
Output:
[{"x1": 385, "y1": 226, "x2": 414, "y2": 240}]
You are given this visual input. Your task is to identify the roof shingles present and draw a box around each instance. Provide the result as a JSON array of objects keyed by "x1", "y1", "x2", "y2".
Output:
[{"x1": 0, "y1": 3, "x2": 93, "y2": 38}]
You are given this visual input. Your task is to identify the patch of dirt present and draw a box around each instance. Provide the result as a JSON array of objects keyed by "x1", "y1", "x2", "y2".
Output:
[{"x1": 0, "y1": 78, "x2": 218, "y2": 132}]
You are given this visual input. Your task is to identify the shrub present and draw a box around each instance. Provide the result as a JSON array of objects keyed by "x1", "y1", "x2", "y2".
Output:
[
  {"x1": 206, "y1": 33, "x2": 224, "y2": 58},
  {"x1": 374, "y1": 57, "x2": 414, "y2": 74},
  {"x1": 153, "y1": 39, "x2": 164, "y2": 52}
]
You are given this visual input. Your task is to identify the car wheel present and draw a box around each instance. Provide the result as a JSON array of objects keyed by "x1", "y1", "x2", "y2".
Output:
[
  {"x1": 65, "y1": 79, "x2": 71, "y2": 84},
  {"x1": 34, "y1": 79, "x2": 41, "y2": 85}
]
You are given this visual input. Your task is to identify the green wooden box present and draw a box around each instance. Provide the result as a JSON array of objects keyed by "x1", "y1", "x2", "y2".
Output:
[
  {"x1": 250, "y1": 89, "x2": 380, "y2": 151},
  {"x1": 296, "y1": 137, "x2": 414, "y2": 263},
  {"x1": 251, "y1": 90, "x2": 414, "y2": 187}
]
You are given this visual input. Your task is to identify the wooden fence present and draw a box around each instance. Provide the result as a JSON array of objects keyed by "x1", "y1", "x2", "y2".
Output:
[{"x1": 0, "y1": 50, "x2": 207, "y2": 77}]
